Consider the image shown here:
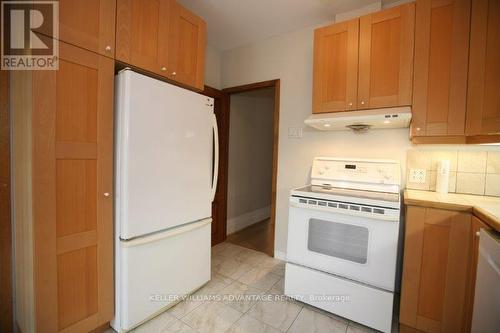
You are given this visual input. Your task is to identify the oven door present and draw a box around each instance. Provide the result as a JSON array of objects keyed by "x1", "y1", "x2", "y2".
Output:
[{"x1": 286, "y1": 202, "x2": 399, "y2": 291}]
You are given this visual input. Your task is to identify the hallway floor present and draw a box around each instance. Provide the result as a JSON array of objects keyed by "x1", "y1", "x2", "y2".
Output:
[
  {"x1": 225, "y1": 219, "x2": 274, "y2": 256},
  {"x1": 106, "y1": 242, "x2": 399, "y2": 333}
]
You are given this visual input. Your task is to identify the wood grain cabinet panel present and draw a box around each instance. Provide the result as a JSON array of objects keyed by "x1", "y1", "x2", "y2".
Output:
[
  {"x1": 312, "y1": 19, "x2": 359, "y2": 114},
  {"x1": 116, "y1": 0, "x2": 206, "y2": 90},
  {"x1": 463, "y1": 216, "x2": 492, "y2": 333},
  {"x1": 34, "y1": 0, "x2": 116, "y2": 57},
  {"x1": 358, "y1": 3, "x2": 415, "y2": 109},
  {"x1": 12, "y1": 41, "x2": 114, "y2": 333},
  {"x1": 412, "y1": 0, "x2": 471, "y2": 138},
  {"x1": 116, "y1": 0, "x2": 172, "y2": 76},
  {"x1": 400, "y1": 206, "x2": 471, "y2": 333},
  {"x1": 168, "y1": 0, "x2": 207, "y2": 90},
  {"x1": 466, "y1": 0, "x2": 500, "y2": 136}
]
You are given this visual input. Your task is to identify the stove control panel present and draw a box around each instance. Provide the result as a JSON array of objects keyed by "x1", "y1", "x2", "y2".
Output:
[{"x1": 311, "y1": 157, "x2": 401, "y2": 188}]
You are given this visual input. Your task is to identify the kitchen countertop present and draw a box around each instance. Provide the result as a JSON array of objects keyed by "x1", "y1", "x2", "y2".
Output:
[{"x1": 404, "y1": 189, "x2": 500, "y2": 232}]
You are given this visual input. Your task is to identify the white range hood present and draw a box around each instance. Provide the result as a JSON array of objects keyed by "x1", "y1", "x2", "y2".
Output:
[{"x1": 305, "y1": 107, "x2": 412, "y2": 132}]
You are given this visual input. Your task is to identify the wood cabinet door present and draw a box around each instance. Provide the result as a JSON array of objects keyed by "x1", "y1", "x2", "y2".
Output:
[
  {"x1": 400, "y1": 206, "x2": 471, "y2": 333},
  {"x1": 116, "y1": 0, "x2": 172, "y2": 75},
  {"x1": 312, "y1": 19, "x2": 359, "y2": 114},
  {"x1": 358, "y1": 3, "x2": 415, "y2": 109},
  {"x1": 168, "y1": 0, "x2": 206, "y2": 90},
  {"x1": 466, "y1": 0, "x2": 500, "y2": 136},
  {"x1": 34, "y1": 0, "x2": 116, "y2": 57},
  {"x1": 32, "y1": 42, "x2": 114, "y2": 333},
  {"x1": 464, "y1": 216, "x2": 493, "y2": 333},
  {"x1": 412, "y1": 0, "x2": 470, "y2": 137}
]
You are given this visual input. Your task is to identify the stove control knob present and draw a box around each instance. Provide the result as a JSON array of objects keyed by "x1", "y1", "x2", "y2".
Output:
[{"x1": 318, "y1": 169, "x2": 325, "y2": 175}]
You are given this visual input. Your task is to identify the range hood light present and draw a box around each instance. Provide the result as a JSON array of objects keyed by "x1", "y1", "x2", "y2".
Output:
[{"x1": 304, "y1": 107, "x2": 412, "y2": 132}]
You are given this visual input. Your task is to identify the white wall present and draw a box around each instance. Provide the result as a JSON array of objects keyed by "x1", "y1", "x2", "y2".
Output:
[
  {"x1": 204, "y1": 44, "x2": 222, "y2": 89},
  {"x1": 220, "y1": 21, "x2": 500, "y2": 256},
  {"x1": 227, "y1": 89, "x2": 274, "y2": 233}
]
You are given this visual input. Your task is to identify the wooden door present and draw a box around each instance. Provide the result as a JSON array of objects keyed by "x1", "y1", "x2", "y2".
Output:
[
  {"x1": 412, "y1": 0, "x2": 471, "y2": 137},
  {"x1": 32, "y1": 41, "x2": 114, "y2": 332},
  {"x1": 464, "y1": 216, "x2": 492, "y2": 333},
  {"x1": 466, "y1": 0, "x2": 500, "y2": 136},
  {"x1": 34, "y1": 0, "x2": 116, "y2": 57},
  {"x1": 169, "y1": 0, "x2": 206, "y2": 90},
  {"x1": 358, "y1": 3, "x2": 415, "y2": 109},
  {"x1": 312, "y1": 19, "x2": 359, "y2": 113},
  {"x1": 116, "y1": 0, "x2": 172, "y2": 75},
  {"x1": 400, "y1": 206, "x2": 471, "y2": 333}
]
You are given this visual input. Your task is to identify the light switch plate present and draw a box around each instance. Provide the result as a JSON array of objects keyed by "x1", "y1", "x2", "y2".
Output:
[
  {"x1": 409, "y1": 169, "x2": 426, "y2": 183},
  {"x1": 288, "y1": 127, "x2": 303, "y2": 139}
]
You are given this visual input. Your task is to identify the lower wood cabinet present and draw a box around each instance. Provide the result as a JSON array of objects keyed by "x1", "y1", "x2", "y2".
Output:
[
  {"x1": 11, "y1": 41, "x2": 114, "y2": 333},
  {"x1": 400, "y1": 206, "x2": 471, "y2": 332},
  {"x1": 463, "y1": 216, "x2": 493, "y2": 333}
]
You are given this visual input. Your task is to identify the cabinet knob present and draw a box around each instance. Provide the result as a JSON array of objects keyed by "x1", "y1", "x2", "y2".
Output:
[
  {"x1": 476, "y1": 231, "x2": 480, "y2": 237},
  {"x1": 348, "y1": 102, "x2": 353, "y2": 107},
  {"x1": 105, "y1": 45, "x2": 111, "y2": 52},
  {"x1": 104, "y1": 192, "x2": 111, "y2": 197},
  {"x1": 172, "y1": 71, "x2": 177, "y2": 76},
  {"x1": 416, "y1": 127, "x2": 421, "y2": 132},
  {"x1": 361, "y1": 101, "x2": 365, "y2": 105},
  {"x1": 161, "y1": 67, "x2": 167, "y2": 71}
]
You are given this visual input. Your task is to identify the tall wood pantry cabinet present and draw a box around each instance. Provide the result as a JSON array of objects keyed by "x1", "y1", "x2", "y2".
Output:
[
  {"x1": 12, "y1": 41, "x2": 114, "y2": 333},
  {"x1": 33, "y1": 0, "x2": 117, "y2": 57},
  {"x1": 312, "y1": 3, "x2": 415, "y2": 113}
]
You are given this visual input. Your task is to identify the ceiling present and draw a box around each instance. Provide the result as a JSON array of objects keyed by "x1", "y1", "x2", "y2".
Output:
[{"x1": 177, "y1": 0, "x2": 390, "y2": 51}]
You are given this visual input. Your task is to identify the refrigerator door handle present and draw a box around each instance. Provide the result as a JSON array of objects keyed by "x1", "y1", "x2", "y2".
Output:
[
  {"x1": 211, "y1": 113, "x2": 219, "y2": 202},
  {"x1": 121, "y1": 218, "x2": 212, "y2": 247}
]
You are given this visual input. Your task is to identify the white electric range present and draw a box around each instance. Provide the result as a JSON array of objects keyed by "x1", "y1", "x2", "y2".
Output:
[{"x1": 285, "y1": 157, "x2": 402, "y2": 333}]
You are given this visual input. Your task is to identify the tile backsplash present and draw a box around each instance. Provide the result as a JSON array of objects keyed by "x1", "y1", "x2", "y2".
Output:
[{"x1": 406, "y1": 150, "x2": 500, "y2": 197}]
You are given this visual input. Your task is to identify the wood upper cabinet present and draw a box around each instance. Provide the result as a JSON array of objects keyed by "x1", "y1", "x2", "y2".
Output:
[
  {"x1": 116, "y1": 0, "x2": 206, "y2": 90},
  {"x1": 358, "y1": 3, "x2": 415, "y2": 109},
  {"x1": 34, "y1": 0, "x2": 116, "y2": 57},
  {"x1": 411, "y1": 0, "x2": 471, "y2": 138},
  {"x1": 12, "y1": 41, "x2": 114, "y2": 333},
  {"x1": 116, "y1": 0, "x2": 172, "y2": 76},
  {"x1": 464, "y1": 216, "x2": 492, "y2": 333},
  {"x1": 168, "y1": 0, "x2": 207, "y2": 90},
  {"x1": 312, "y1": 19, "x2": 359, "y2": 113},
  {"x1": 466, "y1": 0, "x2": 500, "y2": 136},
  {"x1": 400, "y1": 206, "x2": 471, "y2": 333}
]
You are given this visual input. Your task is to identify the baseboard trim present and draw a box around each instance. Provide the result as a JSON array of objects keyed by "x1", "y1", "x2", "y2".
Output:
[
  {"x1": 227, "y1": 206, "x2": 271, "y2": 235},
  {"x1": 274, "y1": 250, "x2": 286, "y2": 261}
]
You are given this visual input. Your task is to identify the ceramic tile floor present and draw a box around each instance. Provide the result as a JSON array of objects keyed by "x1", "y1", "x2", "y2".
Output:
[{"x1": 107, "y1": 242, "x2": 399, "y2": 333}]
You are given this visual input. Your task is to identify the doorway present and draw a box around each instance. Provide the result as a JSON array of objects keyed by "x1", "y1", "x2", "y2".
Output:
[{"x1": 223, "y1": 80, "x2": 280, "y2": 257}]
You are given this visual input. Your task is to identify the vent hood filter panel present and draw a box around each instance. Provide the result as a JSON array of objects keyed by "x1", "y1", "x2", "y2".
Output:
[{"x1": 305, "y1": 107, "x2": 412, "y2": 131}]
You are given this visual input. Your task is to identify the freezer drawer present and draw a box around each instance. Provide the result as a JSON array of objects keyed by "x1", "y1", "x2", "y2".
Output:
[
  {"x1": 285, "y1": 263, "x2": 394, "y2": 333},
  {"x1": 113, "y1": 219, "x2": 211, "y2": 332}
]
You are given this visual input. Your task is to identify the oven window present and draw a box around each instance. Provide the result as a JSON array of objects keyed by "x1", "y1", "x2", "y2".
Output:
[{"x1": 307, "y1": 218, "x2": 369, "y2": 264}]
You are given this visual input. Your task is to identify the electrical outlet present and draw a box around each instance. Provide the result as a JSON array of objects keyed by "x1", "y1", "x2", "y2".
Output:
[{"x1": 409, "y1": 169, "x2": 426, "y2": 184}]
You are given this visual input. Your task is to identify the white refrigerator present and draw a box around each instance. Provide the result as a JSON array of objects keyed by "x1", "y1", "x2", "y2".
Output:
[{"x1": 112, "y1": 69, "x2": 218, "y2": 332}]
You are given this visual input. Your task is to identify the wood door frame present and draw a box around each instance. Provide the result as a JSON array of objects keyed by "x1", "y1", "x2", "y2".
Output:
[
  {"x1": 203, "y1": 86, "x2": 230, "y2": 246},
  {"x1": 222, "y1": 79, "x2": 280, "y2": 257},
  {"x1": 1, "y1": 67, "x2": 13, "y2": 333}
]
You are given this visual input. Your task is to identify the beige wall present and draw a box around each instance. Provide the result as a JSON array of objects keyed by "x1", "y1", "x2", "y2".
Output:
[
  {"x1": 204, "y1": 44, "x2": 222, "y2": 89},
  {"x1": 227, "y1": 89, "x2": 274, "y2": 233},
  {"x1": 220, "y1": 19, "x2": 500, "y2": 256}
]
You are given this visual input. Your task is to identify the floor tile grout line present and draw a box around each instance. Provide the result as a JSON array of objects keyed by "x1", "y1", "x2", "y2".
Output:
[{"x1": 284, "y1": 306, "x2": 304, "y2": 333}]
